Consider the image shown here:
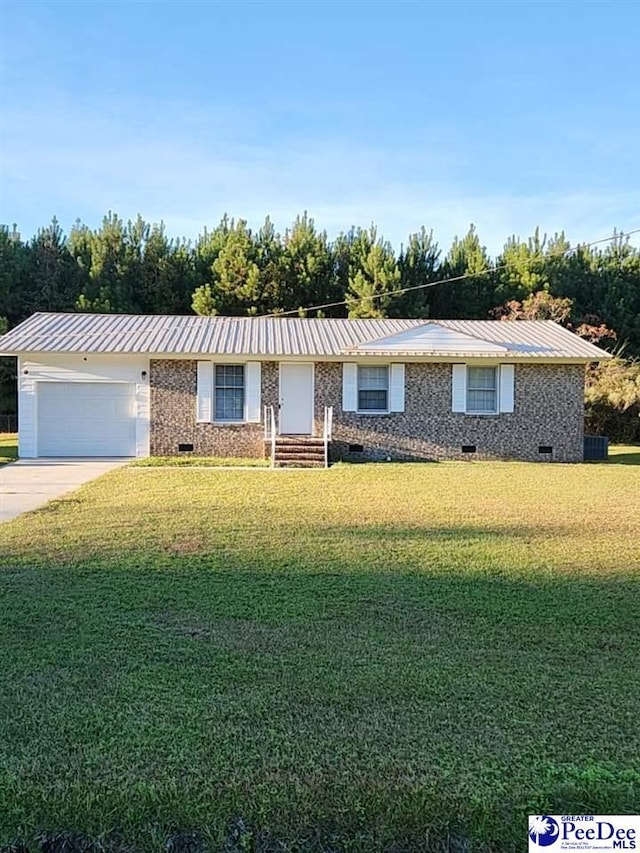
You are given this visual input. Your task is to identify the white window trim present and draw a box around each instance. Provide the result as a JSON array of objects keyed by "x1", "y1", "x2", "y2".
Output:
[
  {"x1": 356, "y1": 364, "x2": 390, "y2": 415},
  {"x1": 465, "y1": 365, "x2": 499, "y2": 416},
  {"x1": 213, "y1": 363, "x2": 246, "y2": 423},
  {"x1": 453, "y1": 363, "x2": 515, "y2": 416}
]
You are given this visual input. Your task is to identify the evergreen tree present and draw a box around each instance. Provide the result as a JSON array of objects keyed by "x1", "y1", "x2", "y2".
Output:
[
  {"x1": 23, "y1": 218, "x2": 81, "y2": 316},
  {"x1": 591, "y1": 234, "x2": 640, "y2": 355},
  {"x1": 254, "y1": 216, "x2": 283, "y2": 312},
  {"x1": 347, "y1": 226, "x2": 400, "y2": 319},
  {"x1": 0, "y1": 225, "x2": 28, "y2": 413},
  {"x1": 394, "y1": 227, "x2": 440, "y2": 318},
  {"x1": 430, "y1": 224, "x2": 493, "y2": 318},
  {"x1": 0, "y1": 225, "x2": 28, "y2": 326},
  {"x1": 75, "y1": 212, "x2": 133, "y2": 312},
  {"x1": 192, "y1": 219, "x2": 261, "y2": 315},
  {"x1": 194, "y1": 215, "x2": 231, "y2": 288},
  {"x1": 277, "y1": 213, "x2": 334, "y2": 315},
  {"x1": 330, "y1": 229, "x2": 356, "y2": 317},
  {"x1": 191, "y1": 283, "x2": 218, "y2": 316},
  {"x1": 139, "y1": 225, "x2": 195, "y2": 314},
  {"x1": 494, "y1": 227, "x2": 548, "y2": 302}
]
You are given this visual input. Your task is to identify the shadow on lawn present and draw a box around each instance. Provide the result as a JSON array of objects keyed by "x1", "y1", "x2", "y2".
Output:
[
  {"x1": 0, "y1": 822, "x2": 478, "y2": 853},
  {"x1": 2, "y1": 766, "x2": 637, "y2": 853},
  {"x1": 1, "y1": 539, "x2": 639, "y2": 851}
]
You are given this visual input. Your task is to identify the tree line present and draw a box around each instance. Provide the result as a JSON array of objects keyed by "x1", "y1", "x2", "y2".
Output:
[{"x1": 1, "y1": 212, "x2": 639, "y2": 436}]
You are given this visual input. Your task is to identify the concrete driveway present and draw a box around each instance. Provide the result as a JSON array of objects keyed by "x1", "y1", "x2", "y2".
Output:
[{"x1": 0, "y1": 459, "x2": 130, "y2": 523}]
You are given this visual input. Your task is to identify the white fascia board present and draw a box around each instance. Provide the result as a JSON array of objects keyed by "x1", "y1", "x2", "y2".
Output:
[{"x1": 19, "y1": 351, "x2": 603, "y2": 365}]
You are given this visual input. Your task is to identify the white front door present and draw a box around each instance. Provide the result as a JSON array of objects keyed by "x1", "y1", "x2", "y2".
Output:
[{"x1": 279, "y1": 363, "x2": 314, "y2": 434}]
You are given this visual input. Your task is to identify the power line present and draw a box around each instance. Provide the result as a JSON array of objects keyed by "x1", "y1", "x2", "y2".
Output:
[{"x1": 266, "y1": 227, "x2": 640, "y2": 318}]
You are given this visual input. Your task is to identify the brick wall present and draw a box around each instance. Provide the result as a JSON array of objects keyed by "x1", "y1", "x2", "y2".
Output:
[
  {"x1": 314, "y1": 362, "x2": 585, "y2": 462},
  {"x1": 149, "y1": 359, "x2": 278, "y2": 457},
  {"x1": 150, "y1": 359, "x2": 585, "y2": 462}
]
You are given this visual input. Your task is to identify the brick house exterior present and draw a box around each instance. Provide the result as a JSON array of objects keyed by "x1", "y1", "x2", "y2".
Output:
[
  {"x1": 1, "y1": 314, "x2": 608, "y2": 463},
  {"x1": 150, "y1": 358, "x2": 585, "y2": 463}
]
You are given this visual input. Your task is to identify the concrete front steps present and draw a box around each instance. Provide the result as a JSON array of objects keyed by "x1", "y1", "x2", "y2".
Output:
[{"x1": 269, "y1": 436, "x2": 327, "y2": 468}]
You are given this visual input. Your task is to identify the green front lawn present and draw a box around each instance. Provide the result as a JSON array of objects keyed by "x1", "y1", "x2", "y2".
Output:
[
  {"x1": 132, "y1": 455, "x2": 270, "y2": 467},
  {"x1": 0, "y1": 433, "x2": 17, "y2": 464},
  {"x1": 1, "y1": 462, "x2": 639, "y2": 851},
  {"x1": 607, "y1": 442, "x2": 640, "y2": 464}
]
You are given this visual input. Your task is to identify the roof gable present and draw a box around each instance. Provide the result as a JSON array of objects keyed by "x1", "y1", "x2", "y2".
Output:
[{"x1": 351, "y1": 322, "x2": 509, "y2": 355}]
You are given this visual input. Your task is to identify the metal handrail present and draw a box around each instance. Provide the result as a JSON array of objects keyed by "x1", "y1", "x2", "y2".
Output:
[
  {"x1": 264, "y1": 405, "x2": 277, "y2": 467},
  {"x1": 323, "y1": 405, "x2": 333, "y2": 468},
  {"x1": 270, "y1": 406, "x2": 276, "y2": 467}
]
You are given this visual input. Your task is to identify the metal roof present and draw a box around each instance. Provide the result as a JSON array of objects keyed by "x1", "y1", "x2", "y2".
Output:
[{"x1": 0, "y1": 312, "x2": 611, "y2": 360}]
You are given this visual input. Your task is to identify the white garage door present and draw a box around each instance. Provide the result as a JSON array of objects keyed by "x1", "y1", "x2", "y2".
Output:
[{"x1": 37, "y1": 382, "x2": 136, "y2": 457}]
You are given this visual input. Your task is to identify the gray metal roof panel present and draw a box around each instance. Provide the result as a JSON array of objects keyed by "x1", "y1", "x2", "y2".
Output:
[
  {"x1": 0, "y1": 312, "x2": 611, "y2": 360},
  {"x1": 438, "y1": 319, "x2": 610, "y2": 358}
]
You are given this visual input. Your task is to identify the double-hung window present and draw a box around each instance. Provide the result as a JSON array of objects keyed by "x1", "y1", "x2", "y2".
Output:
[
  {"x1": 358, "y1": 366, "x2": 389, "y2": 412},
  {"x1": 214, "y1": 365, "x2": 245, "y2": 421},
  {"x1": 466, "y1": 366, "x2": 497, "y2": 414}
]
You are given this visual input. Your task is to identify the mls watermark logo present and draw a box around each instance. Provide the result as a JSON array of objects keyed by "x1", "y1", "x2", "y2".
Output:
[
  {"x1": 528, "y1": 815, "x2": 639, "y2": 851},
  {"x1": 529, "y1": 815, "x2": 559, "y2": 847}
]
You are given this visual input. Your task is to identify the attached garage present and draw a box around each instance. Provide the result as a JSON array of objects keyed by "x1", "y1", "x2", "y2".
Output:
[
  {"x1": 37, "y1": 382, "x2": 137, "y2": 457},
  {"x1": 10, "y1": 352, "x2": 150, "y2": 459}
]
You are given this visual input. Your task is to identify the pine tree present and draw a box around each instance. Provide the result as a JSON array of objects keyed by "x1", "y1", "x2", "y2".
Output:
[
  {"x1": 210, "y1": 219, "x2": 261, "y2": 314},
  {"x1": 430, "y1": 224, "x2": 493, "y2": 318},
  {"x1": 347, "y1": 226, "x2": 400, "y2": 318},
  {"x1": 394, "y1": 227, "x2": 440, "y2": 317},
  {"x1": 277, "y1": 212, "x2": 334, "y2": 314}
]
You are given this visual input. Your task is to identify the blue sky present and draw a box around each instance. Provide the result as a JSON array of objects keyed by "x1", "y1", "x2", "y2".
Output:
[{"x1": 1, "y1": 0, "x2": 638, "y2": 255}]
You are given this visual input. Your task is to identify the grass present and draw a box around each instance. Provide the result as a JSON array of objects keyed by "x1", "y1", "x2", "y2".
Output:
[
  {"x1": 0, "y1": 461, "x2": 639, "y2": 851},
  {"x1": 606, "y1": 442, "x2": 640, "y2": 465},
  {"x1": 0, "y1": 432, "x2": 17, "y2": 464},
  {"x1": 132, "y1": 455, "x2": 270, "y2": 467}
]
